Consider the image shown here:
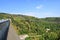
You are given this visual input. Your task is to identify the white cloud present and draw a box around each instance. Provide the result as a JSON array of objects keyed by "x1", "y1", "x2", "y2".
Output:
[
  {"x1": 10, "y1": 13, "x2": 22, "y2": 14},
  {"x1": 10, "y1": 12, "x2": 57, "y2": 18},
  {"x1": 22, "y1": 12, "x2": 38, "y2": 17},
  {"x1": 23, "y1": 12, "x2": 35, "y2": 16},
  {"x1": 10, "y1": 12, "x2": 38, "y2": 17},
  {"x1": 36, "y1": 5, "x2": 43, "y2": 9}
]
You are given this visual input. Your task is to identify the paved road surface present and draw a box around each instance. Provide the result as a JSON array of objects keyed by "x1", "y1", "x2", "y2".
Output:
[{"x1": 7, "y1": 24, "x2": 20, "y2": 40}]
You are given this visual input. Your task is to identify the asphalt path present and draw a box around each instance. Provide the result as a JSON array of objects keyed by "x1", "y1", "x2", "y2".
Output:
[{"x1": 7, "y1": 23, "x2": 20, "y2": 40}]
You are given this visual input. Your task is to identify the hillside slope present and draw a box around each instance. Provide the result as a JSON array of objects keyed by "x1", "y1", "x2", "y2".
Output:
[{"x1": 0, "y1": 13, "x2": 60, "y2": 40}]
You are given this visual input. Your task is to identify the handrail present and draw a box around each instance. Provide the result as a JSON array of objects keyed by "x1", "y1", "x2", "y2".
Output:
[{"x1": 0, "y1": 19, "x2": 10, "y2": 40}]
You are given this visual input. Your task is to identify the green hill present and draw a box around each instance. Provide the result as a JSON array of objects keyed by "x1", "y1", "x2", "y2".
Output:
[
  {"x1": 0, "y1": 13, "x2": 60, "y2": 40},
  {"x1": 43, "y1": 17, "x2": 60, "y2": 23}
]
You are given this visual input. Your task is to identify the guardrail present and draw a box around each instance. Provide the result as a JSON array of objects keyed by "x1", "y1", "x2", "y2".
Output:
[{"x1": 0, "y1": 19, "x2": 10, "y2": 40}]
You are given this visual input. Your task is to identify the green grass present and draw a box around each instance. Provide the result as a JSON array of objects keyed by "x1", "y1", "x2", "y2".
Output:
[{"x1": 0, "y1": 13, "x2": 60, "y2": 40}]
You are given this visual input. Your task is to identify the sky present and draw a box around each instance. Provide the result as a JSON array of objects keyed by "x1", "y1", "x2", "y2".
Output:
[{"x1": 0, "y1": 0, "x2": 60, "y2": 18}]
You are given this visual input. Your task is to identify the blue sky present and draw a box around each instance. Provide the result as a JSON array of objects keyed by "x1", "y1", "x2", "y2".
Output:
[{"x1": 0, "y1": 0, "x2": 60, "y2": 18}]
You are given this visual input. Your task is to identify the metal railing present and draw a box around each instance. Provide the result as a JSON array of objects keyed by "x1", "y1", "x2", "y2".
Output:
[{"x1": 0, "y1": 19, "x2": 10, "y2": 40}]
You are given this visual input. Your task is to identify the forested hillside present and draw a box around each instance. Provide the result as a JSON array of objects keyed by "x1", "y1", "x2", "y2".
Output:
[
  {"x1": 42, "y1": 17, "x2": 60, "y2": 23},
  {"x1": 0, "y1": 13, "x2": 60, "y2": 40}
]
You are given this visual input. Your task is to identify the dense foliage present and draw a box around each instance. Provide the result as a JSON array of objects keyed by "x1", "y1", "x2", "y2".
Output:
[{"x1": 0, "y1": 13, "x2": 60, "y2": 40}]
